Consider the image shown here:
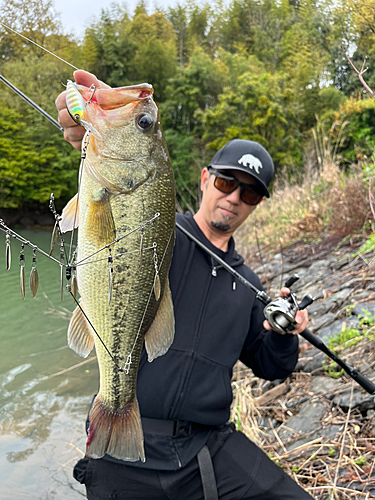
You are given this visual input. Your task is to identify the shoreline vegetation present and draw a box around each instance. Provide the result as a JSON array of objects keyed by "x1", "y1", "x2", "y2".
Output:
[
  {"x1": 2, "y1": 0, "x2": 375, "y2": 219},
  {"x1": 2, "y1": 0, "x2": 375, "y2": 498}
]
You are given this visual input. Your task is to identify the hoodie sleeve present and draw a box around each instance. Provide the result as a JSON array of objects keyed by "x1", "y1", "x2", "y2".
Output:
[{"x1": 239, "y1": 277, "x2": 299, "y2": 381}]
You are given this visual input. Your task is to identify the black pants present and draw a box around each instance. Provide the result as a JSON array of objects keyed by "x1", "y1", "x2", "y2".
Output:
[{"x1": 75, "y1": 429, "x2": 313, "y2": 500}]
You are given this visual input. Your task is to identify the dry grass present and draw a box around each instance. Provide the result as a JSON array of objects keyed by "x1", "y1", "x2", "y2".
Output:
[
  {"x1": 236, "y1": 150, "x2": 371, "y2": 255},
  {"x1": 231, "y1": 361, "x2": 375, "y2": 500}
]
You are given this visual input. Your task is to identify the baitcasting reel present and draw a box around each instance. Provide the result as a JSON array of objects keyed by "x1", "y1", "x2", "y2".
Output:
[{"x1": 263, "y1": 274, "x2": 314, "y2": 334}]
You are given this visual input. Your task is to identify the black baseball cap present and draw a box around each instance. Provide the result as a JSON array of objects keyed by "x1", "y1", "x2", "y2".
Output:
[{"x1": 208, "y1": 139, "x2": 274, "y2": 197}]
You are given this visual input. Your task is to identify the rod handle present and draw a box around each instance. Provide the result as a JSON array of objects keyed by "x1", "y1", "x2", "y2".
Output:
[
  {"x1": 299, "y1": 329, "x2": 375, "y2": 395},
  {"x1": 350, "y1": 370, "x2": 375, "y2": 395}
]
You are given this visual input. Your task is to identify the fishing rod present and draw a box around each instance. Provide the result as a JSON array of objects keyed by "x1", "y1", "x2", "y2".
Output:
[
  {"x1": 0, "y1": 75, "x2": 63, "y2": 132},
  {"x1": 176, "y1": 222, "x2": 375, "y2": 395},
  {"x1": 2, "y1": 71, "x2": 374, "y2": 395}
]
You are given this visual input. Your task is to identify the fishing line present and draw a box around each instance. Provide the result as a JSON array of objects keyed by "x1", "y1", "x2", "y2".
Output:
[
  {"x1": 124, "y1": 225, "x2": 175, "y2": 371},
  {"x1": 67, "y1": 133, "x2": 89, "y2": 265},
  {"x1": 0, "y1": 21, "x2": 79, "y2": 70},
  {"x1": 49, "y1": 193, "x2": 70, "y2": 265},
  {"x1": 0, "y1": 75, "x2": 63, "y2": 132},
  {"x1": 75, "y1": 246, "x2": 155, "y2": 267},
  {"x1": 74, "y1": 213, "x2": 160, "y2": 267},
  {"x1": 0, "y1": 219, "x2": 66, "y2": 267},
  {"x1": 67, "y1": 289, "x2": 123, "y2": 372}
]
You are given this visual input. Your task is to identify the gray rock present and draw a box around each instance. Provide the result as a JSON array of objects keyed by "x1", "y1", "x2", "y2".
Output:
[
  {"x1": 317, "y1": 317, "x2": 359, "y2": 343},
  {"x1": 310, "y1": 312, "x2": 337, "y2": 332},
  {"x1": 279, "y1": 401, "x2": 327, "y2": 440},
  {"x1": 285, "y1": 425, "x2": 339, "y2": 452},
  {"x1": 352, "y1": 302, "x2": 375, "y2": 319},
  {"x1": 309, "y1": 299, "x2": 333, "y2": 316},
  {"x1": 328, "y1": 288, "x2": 353, "y2": 304},
  {"x1": 310, "y1": 376, "x2": 342, "y2": 395},
  {"x1": 350, "y1": 290, "x2": 372, "y2": 301},
  {"x1": 303, "y1": 351, "x2": 325, "y2": 374},
  {"x1": 333, "y1": 389, "x2": 375, "y2": 411}
]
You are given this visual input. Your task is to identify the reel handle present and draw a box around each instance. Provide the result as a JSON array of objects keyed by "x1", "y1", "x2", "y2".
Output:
[
  {"x1": 284, "y1": 274, "x2": 299, "y2": 288},
  {"x1": 298, "y1": 295, "x2": 314, "y2": 310}
]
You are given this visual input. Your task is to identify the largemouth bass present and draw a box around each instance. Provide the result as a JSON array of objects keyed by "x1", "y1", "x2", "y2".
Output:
[{"x1": 61, "y1": 82, "x2": 175, "y2": 462}]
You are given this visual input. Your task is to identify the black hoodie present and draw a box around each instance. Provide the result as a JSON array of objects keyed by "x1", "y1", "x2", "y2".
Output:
[{"x1": 106, "y1": 212, "x2": 299, "y2": 470}]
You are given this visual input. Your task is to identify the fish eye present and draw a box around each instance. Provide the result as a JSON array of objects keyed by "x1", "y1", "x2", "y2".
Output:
[{"x1": 136, "y1": 113, "x2": 154, "y2": 131}]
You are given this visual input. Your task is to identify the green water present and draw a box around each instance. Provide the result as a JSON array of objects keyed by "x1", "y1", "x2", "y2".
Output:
[{"x1": 0, "y1": 230, "x2": 99, "y2": 499}]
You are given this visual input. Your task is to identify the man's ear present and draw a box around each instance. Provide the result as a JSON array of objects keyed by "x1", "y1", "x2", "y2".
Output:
[{"x1": 200, "y1": 168, "x2": 210, "y2": 192}]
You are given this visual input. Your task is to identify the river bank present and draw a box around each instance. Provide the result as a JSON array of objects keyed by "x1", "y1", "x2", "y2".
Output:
[
  {"x1": 233, "y1": 231, "x2": 375, "y2": 499},
  {"x1": 0, "y1": 209, "x2": 55, "y2": 229}
]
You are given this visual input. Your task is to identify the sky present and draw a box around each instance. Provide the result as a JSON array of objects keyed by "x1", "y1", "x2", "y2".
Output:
[{"x1": 56, "y1": 0, "x2": 179, "y2": 38}]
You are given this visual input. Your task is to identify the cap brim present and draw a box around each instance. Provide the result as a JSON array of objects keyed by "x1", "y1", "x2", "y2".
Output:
[{"x1": 209, "y1": 165, "x2": 270, "y2": 198}]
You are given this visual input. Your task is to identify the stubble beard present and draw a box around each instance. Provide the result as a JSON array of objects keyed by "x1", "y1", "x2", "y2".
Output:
[{"x1": 211, "y1": 220, "x2": 230, "y2": 232}]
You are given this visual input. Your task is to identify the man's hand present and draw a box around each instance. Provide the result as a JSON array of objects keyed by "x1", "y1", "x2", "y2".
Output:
[
  {"x1": 263, "y1": 287, "x2": 309, "y2": 334},
  {"x1": 55, "y1": 70, "x2": 110, "y2": 151}
]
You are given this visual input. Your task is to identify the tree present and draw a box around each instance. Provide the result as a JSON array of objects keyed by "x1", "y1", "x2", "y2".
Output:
[{"x1": 0, "y1": 104, "x2": 79, "y2": 211}]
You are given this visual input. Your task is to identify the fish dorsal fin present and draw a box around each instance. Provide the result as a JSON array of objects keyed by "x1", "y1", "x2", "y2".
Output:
[
  {"x1": 60, "y1": 193, "x2": 79, "y2": 233},
  {"x1": 68, "y1": 302, "x2": 95, "y2": 358},
  {"x1": 145, "y1": 280, "x2": 175, "y2": 362}
]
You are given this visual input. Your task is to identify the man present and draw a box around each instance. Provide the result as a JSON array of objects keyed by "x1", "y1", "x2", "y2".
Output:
[{"x1": 56, "y1": 71, "x2": 312, "y2": 500}]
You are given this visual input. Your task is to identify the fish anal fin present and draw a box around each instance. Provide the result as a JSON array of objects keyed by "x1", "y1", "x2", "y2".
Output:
[
  {"x1": 60, "y1": 194, "x2": 79, "y2": 233},
  {"x1": 86, "y1": 393, "x2": 145, "y2": 462},
  {"x1": 87, "y1": 193, "x2": 116, "y2": 246},
  {"x1": 145, "y1": 280, "x2": 175, "y2": 362},
  {"x1": 68, "y1": 303, "x2": 94, "y2": 358}
]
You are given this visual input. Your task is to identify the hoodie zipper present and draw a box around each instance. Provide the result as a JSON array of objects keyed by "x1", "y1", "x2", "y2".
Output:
[{"x1": 171, "y1": 269, "x2": 214, "y2": 419}]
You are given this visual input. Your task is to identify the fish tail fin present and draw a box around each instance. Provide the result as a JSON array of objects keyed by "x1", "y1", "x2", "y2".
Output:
[{"x1": 86, "y1": 393, "x2": 145, "y2": 462}]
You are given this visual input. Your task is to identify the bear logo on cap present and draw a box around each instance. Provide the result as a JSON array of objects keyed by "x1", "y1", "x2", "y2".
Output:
[{"x1": 238, "y1": 154, "x2": 263, "y2": 174}]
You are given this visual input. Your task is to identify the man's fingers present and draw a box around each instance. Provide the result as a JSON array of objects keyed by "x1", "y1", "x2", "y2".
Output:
[
  {"x1": 292, "y1": 310, "x2": 309, "y2": 334},
  {"x1": 58, "y1": 108, "x2": 76, "y2": 129},
  {"x1": 73, "y1": 69, "x2": 111, "y2": 89},
  {"x1": 55, "y1": 90, "x2": 67, "y2": 112},
  {"x1": 263, "y1": 319, "x2": 271, "y2": 331},
  {"x1": 55, "y1": 70, "x2": 110, "y2": 151}
]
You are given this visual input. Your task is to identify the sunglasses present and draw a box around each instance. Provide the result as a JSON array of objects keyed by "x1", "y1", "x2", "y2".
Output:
[{"x1": 208, "y1": 168, "x2": 263, "y2": 206}]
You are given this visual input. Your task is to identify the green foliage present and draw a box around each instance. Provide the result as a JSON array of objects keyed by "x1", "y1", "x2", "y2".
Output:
[
  {"x1": 0, "y1": 104, "x2": 79, "y2": 210},
  {"x1": 355, "y1": 233, "x2": 375, "y2": 256},
  {"x1": 201, "y1": 68, "x2": 302, "y2": 170},
  {"x1": 327, "y1": 327, "x2": 363, "y2": 350},
  {"x1": 322, "y1": 360, "x2": 345, "y2": 378},
  {"x1": 1, "y1": 0, "x2": 374, "y2": 214},
  {"x1": 354, "y1": 456, "x2": 368, "y2": 466}
]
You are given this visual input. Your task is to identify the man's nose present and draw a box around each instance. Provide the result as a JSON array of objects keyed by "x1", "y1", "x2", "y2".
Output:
[{"x1": 225, "y1": 186, "x2": 241, "y2": 204}]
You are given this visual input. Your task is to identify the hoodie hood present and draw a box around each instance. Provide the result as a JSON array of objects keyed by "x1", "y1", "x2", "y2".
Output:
[{"x1": 176, "y1": 211, "x2": 244, "y2": 268}]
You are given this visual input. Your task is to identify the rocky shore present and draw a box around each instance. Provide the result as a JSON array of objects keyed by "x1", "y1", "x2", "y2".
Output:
[{"x1": 235, "y1": 233, "x2": 375, "y2": 499}]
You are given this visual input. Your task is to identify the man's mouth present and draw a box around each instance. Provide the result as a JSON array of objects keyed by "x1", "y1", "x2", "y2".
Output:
[{"x1": 219, "y1": 207, "x2": 236, "y2": 218}]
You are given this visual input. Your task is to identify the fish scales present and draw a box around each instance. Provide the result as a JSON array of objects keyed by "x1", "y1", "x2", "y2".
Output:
[{"x1": 63, "y1": 82, "x2": 175, "y2": 462}]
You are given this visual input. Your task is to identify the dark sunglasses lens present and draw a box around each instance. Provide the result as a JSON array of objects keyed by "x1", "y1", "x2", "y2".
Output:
[
  {"x1": 241, "y1": 187, "x2": 262, "y2": 205},
  {"x1": 214, "y1": 175, "x2": 238, "y2": 193}
]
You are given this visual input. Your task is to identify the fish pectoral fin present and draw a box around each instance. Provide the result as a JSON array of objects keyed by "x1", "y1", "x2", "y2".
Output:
[
  {"x1": 86, "y1": 393, "x2": 145, "y2": 462},
  {"x1": 60, "y1": 193, "x2": 79, "y2": 233},
  {"x1": 87, "y1": 192, "x2": 116, "y2": 246},
  {"x1": 67, "y1": 303, "x2": 95, "y2": 358},
  {"x1": 145, "y1": 279, "x2": 175, "y2": 362}
]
